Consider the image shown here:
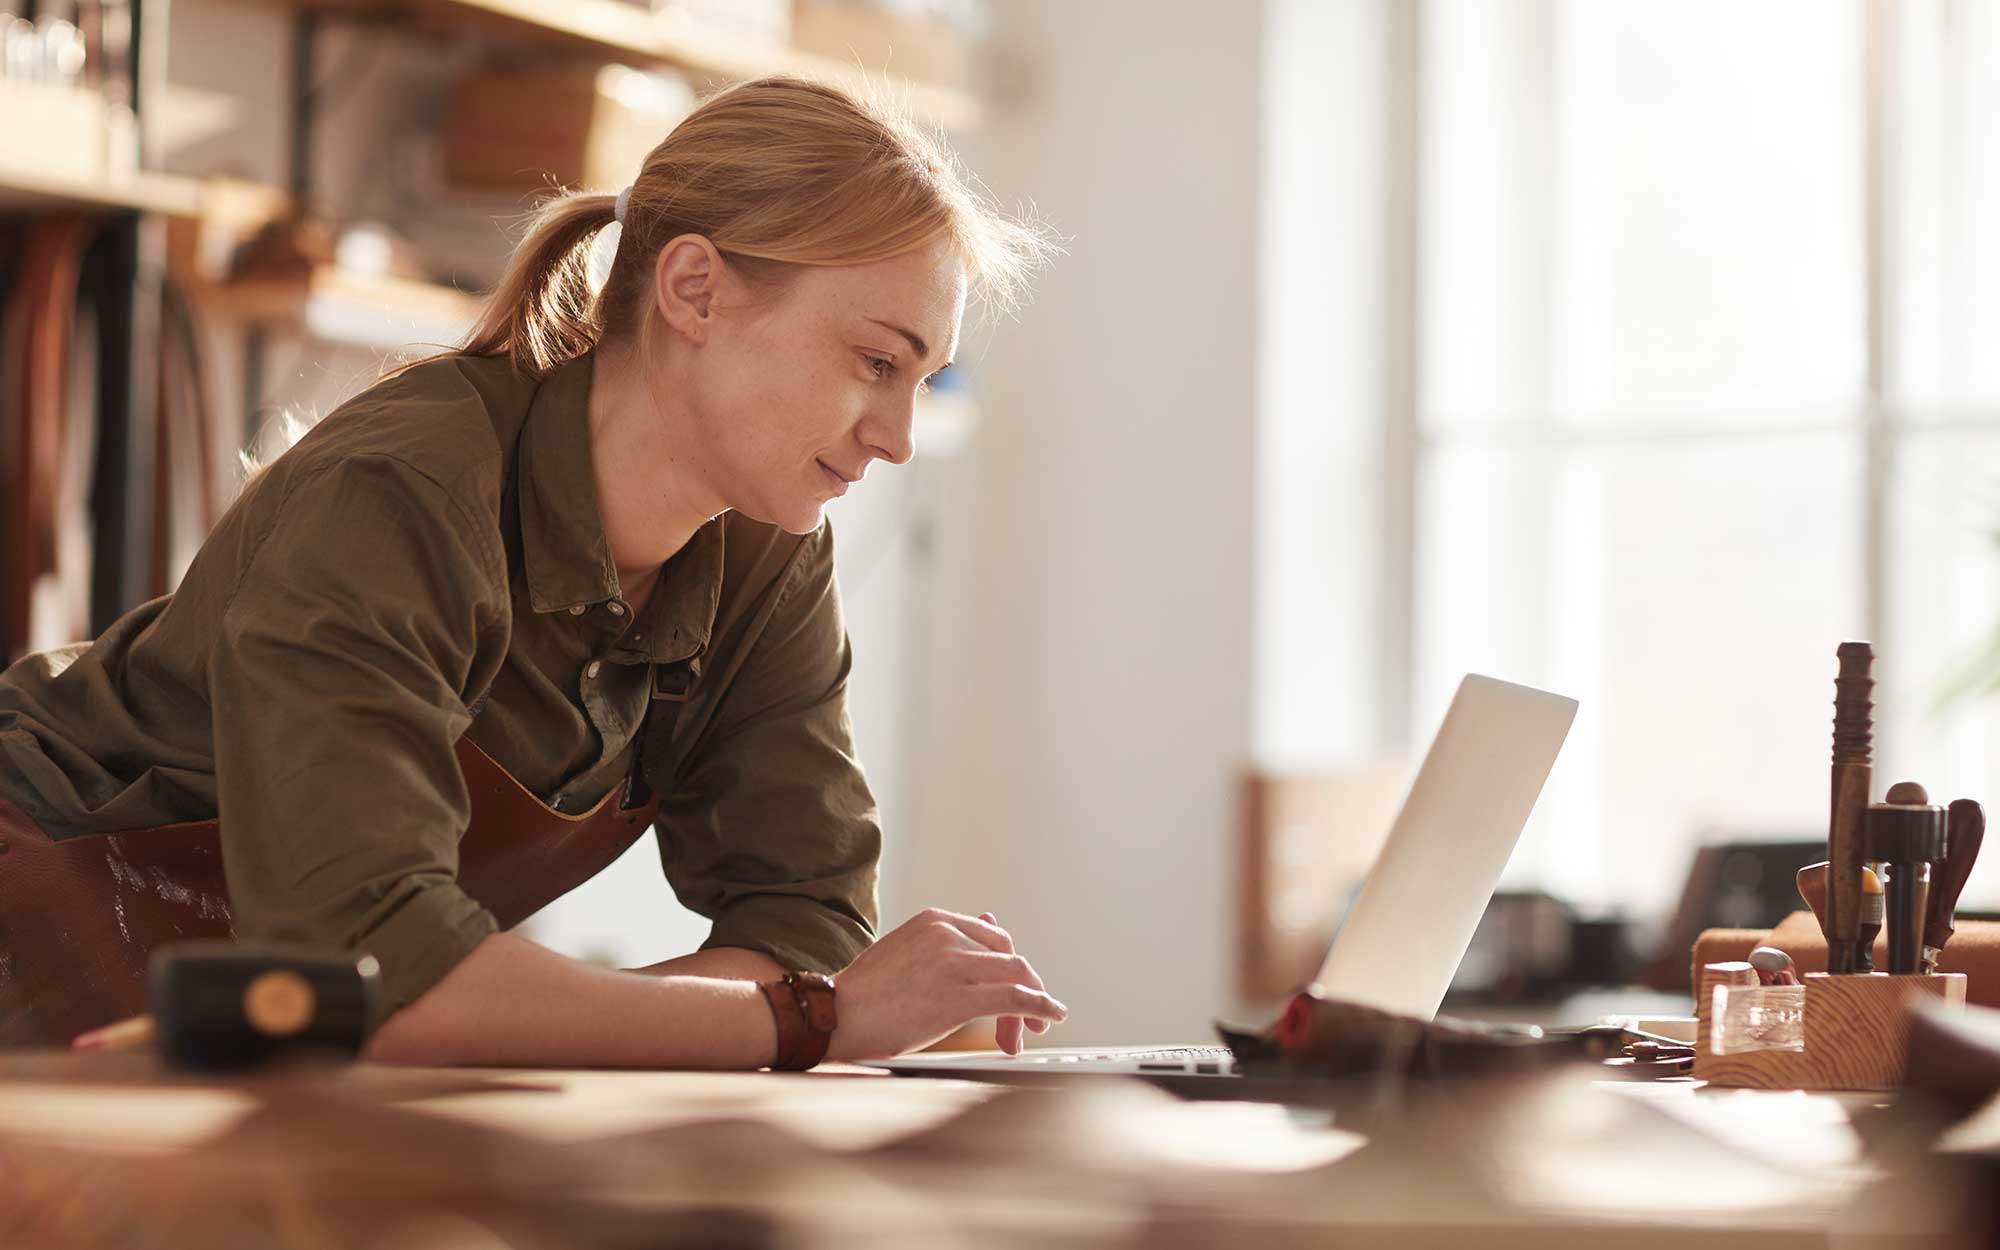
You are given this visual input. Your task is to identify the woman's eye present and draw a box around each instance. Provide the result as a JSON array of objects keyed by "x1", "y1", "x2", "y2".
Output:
[{"x1": 864, "y1": 355, "x2": 895, "y2": 379}]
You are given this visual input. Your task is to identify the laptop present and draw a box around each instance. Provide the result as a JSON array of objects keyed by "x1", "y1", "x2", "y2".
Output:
[{"x1": 863, "y1": 673, "x2": 1580, "y2": 1082}]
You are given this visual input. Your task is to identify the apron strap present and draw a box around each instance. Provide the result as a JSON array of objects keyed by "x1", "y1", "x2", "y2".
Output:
[{"x1": 624, "y1": 655, "x2": 696, "y2": 810}]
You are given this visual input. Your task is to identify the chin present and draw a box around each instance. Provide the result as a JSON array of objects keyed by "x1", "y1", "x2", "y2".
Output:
[
  {"x1": 738, "y1": 497, "x2": 828, "y2": 536},
  {"x1": 775, "y1": 507, "x2": 827, "y2": 536}
]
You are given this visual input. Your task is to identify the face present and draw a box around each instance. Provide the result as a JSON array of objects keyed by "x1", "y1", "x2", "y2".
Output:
[{"x1": 655, "y1": 235, "x2": 967, "y2": 535}]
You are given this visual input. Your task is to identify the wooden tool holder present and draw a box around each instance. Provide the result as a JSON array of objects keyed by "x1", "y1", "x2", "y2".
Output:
[{"x1": 1692, "y1": 965, "x2": 1967, "y2": 1090}]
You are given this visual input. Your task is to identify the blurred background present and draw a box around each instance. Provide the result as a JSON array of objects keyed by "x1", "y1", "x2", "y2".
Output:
[{"x1": 4, "y1": 0, "x2": 1998, "y2": 1047}]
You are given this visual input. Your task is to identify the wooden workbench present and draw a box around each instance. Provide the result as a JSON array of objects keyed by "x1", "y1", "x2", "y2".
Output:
[{"x1": 0, "y1": 1050, "x2": 1960, "y2": 1248}]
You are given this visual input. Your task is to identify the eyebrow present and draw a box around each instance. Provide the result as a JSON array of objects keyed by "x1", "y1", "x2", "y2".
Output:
[{"x1": 866, "y1": 318, "x2": 951, "y2": 369}]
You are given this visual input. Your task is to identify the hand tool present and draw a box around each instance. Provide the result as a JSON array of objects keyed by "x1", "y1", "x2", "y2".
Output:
[
  {"x1": 1798, "y1": 860, "x2": 1882, "y2": 968},
  {"x1": 1877, "y1": 781, "x2": 1929, "y2": 971},
  {"x1": 1748, "y1": 946, "x2": 1799, "y2": 986},
  {"x1": 1923, "y1": 799, "x2": 1985, "y2": 974},
  {"x1": 72, "y1": 941, "x2": 382, "y2": 1070},
  {"x1": 1798, "y1": 860, "x2": 1829, "y2": 934},
  {"x1": 1857, "y1": 861, "x2": 1884, "y2": 972},
  {"x1": 1827, "y1": 642, "x2": 1875, "y2": 974},
  {"x1": 1869, "y1": 802, "x2": 1946, "y2": 975}
]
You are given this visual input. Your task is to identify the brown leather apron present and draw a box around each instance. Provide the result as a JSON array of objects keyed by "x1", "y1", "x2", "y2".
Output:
[{"x1": 0, "y1": 738, "x2": 661, "y2": 1047}]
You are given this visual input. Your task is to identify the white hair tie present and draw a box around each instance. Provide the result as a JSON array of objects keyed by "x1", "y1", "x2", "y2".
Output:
[{"x1": 613, "y1": 184, "x2": 633, "y2": 224}]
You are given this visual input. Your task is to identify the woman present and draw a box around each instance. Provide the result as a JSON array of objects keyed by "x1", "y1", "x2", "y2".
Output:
[{"x1": 0, "y1": 76, "x2": 1066, "y2": 1068}]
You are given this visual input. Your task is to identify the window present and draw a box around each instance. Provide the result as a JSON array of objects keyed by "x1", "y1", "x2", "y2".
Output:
[{"x1": 1412, "y1": 0, "x2": 2000, "y2": 913}]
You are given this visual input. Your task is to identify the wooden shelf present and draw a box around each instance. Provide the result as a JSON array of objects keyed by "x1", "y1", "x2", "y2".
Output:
[
  {"x1": 0, "y1": 81, "x2": 203, "y2": 217},
  {"x1": 190, "y1": 265, "x2": 485, "y2": 352},
  {"x1": 0, "y1": 161, "x2": 204, "y2": 218},
  {"x1": 278, "y1": 0, "x2": 983, "y2": 131}
]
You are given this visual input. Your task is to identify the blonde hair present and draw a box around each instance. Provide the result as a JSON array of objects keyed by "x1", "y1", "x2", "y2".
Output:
[
  {"x1": 245, "y1": 79, "x2": 1041, "y2": 484},
  {"x1": 457, "y1": 75, "x2": 1055, "y2": 378}
]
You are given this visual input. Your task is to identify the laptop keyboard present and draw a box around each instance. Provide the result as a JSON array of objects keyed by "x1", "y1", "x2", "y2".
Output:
[{"x1": 1020, "y1": 1046, "x2": 1239, "y2": 1074}]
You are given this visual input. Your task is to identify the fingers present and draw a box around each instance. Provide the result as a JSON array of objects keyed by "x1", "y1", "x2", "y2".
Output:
[
  {"x1": 977, "y1": 982, "x2": 1068, "y2": 1024},
  {"x1": 961, "y1": 912, "x2": 1061, "y2": 1041},
  {"x1": 953, "y1": 949, "x2": 1043, "y2": 986},
  {"x1": 915, "y1": 907, "x2": 1014, "y2": 954},
  {"x1": 974, "y1": 916, "x2": 1042, "y2": 1043},
  {"x1": 977, "y1": 912, "x2": 1015, "y2": 953},
  {"x1": 996, "y1": 1014, "x2": 1025, "y2": 1055},
  {"x1": 912, "y1": 908, "x2": 1030, "y2": 966},
  {"x1": 910, "y1": 908, "x2": 1066, "y2": 1045}
]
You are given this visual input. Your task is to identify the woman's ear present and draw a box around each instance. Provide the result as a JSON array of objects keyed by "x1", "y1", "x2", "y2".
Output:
[{"x1": 653, "y1": 234, "x2": 722, "y2": 344}]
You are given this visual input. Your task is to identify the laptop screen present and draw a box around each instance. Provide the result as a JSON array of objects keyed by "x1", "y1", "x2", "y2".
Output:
[{"x1": 1310, "y1": 674, "x2": 1578, "y2": 1021}]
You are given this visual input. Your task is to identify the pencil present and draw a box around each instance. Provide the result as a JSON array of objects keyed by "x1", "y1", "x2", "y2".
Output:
[{"x1": 71, "y1": 1015, "x2": 156, "y2": 1053}]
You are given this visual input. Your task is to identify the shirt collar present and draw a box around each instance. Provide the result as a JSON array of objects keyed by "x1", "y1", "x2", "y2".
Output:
[
  {"x1": 630, "y1": 516, "x2": 726, "y2": 665},
  {"x1": 518, "y1": 352, "x2": 619, "y2": 615},
  {"x1": 515, "y1": 351, "x2": 726, "y2": 665}
]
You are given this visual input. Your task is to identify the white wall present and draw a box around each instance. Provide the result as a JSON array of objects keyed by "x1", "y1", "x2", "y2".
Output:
[
  {"x1": 900, "y1": 0, "x2": 1263, "y2": 1046},
  {"x1": 1254, "y1": 0, "x2": 1400, "y2": 768}
]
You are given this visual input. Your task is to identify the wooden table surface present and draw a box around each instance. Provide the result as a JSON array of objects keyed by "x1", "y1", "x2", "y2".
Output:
[{"x1": 0, "y1": 1049, "x2": 1959, "y2": 1249}]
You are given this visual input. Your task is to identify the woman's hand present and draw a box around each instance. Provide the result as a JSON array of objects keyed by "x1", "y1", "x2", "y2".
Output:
[{"x1": 825, "y1": 908, "x2": 1066, "y2": 1061}]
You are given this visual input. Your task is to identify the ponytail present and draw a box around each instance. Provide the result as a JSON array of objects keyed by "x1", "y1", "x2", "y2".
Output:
[
  {"x1": 425, "y1": 76, "x2": 1053, "y2": 382},
  {"x1": 457, "y1": 191, "x2": 620, "y2": 378}
]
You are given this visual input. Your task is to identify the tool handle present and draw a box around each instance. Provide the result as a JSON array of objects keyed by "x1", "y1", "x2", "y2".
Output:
[
  {"x1": 1796, "y1": 861, "x2": 1830, "y2": 935},
  {"x1": 1832, "y1": 642, "x2": 1875, "y2": 766},
  {"x1": 1925, "y1": 799, "x2": 1986, "y2": 955},
  {"x1": 1828, "y1": 763, "x2": 1871, "y2": 950},
  {"x1": 1825, "y1": 642, "x2": 1874, "y2": 971}
]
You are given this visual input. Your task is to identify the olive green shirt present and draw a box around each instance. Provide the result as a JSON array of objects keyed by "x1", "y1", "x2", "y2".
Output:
[{"x1": 0, "y1": 351, "x2": 881, "y2": 1012}]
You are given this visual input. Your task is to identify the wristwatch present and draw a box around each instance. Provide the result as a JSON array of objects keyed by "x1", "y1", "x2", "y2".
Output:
[{"x1": 758, "y1": 971, "x2": 837, "y2": 1070}]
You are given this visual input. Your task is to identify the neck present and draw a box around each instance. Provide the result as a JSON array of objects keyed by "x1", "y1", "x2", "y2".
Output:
[{"x1": 586, "y1": 341, "x2": 726, "y2": 592}]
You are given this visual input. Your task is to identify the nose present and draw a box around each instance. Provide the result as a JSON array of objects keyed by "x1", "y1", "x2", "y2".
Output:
[{"x1": 859, "y1": 395, "x2": 917, "y2": 467}]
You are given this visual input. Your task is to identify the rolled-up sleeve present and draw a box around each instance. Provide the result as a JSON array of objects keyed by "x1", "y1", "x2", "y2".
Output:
[
  {"x1": 208, "y1": 455, "x2": 508, "y2": 1013},
  {"x1": 655, "y1": 523, "x2": 881, "y2": 974}
]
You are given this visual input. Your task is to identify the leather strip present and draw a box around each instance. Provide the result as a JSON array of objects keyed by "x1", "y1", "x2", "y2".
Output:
[
  {"x1": 758, "y1": 971, "x2": 835, "y2": 1070},
  {"x1": 786, "y1": 972, "x2": 837, "y2": 1069},
  {"x1": 757, "y1": 977, "x2": 809, "y2": 1070}
]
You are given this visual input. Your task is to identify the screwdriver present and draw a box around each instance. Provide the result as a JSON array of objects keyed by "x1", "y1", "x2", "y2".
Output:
[
  {"x1": 1922, "y1": 799, "x2": 1985, "y2": 974},
  {"x1": 1869, "y1": 802, "x2": 1947, "y2": 976}
]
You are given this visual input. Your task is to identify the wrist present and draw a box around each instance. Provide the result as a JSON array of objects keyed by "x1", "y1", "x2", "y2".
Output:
[{"x1": 757, "y1": 972, "x2": 838, "y2": 1070}]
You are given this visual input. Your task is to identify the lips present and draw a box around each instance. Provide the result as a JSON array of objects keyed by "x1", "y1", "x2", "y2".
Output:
[{"x1": 817, "y1": 459, "x2": 860, "y2": 491}]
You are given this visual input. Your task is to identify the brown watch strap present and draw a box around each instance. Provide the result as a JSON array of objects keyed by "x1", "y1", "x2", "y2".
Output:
[{"x1": 759, "y1": 972, "x2": 837, "y2": 1070}]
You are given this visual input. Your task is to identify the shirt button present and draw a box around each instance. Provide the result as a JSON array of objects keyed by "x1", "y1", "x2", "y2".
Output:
[
  {"x1": 586, "y1": 661, "x2": 602, "y2": 679},
  {"x1": 608, "y1": 602, "x2": 626, "y2": 617},
  {"x1": 568, "y1": 605, "x2": 586, "y2": 616}
]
